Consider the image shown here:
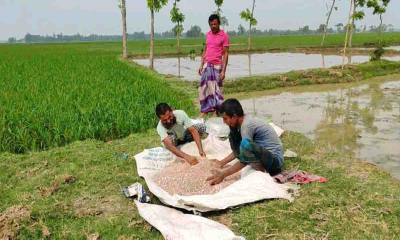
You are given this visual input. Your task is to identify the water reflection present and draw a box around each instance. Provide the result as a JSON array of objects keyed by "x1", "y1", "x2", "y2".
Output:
[
  {"x1": 240, "y1": 80, "x2": 400, "y2": 179},
  {"x1": 248, "y1": 53, "x2": 252, "y2": 76},
  {"x1": 134, "y1": 52, "x2": 400, "y2": 81},
  {"x1": 385, "y1": 46, "x2": 400, "y2": 51},
  {"x1": 178, "y1": 56, "x2": 181, "y2": 78}
]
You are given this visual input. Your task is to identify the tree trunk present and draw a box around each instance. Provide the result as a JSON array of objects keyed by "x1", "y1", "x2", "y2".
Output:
[
  {"x1": 348, "y1": 0, "x2": 356, "y2": 48},
  {"x1": 342, "y1": 0, "x2": 354, "y2": 69},
  {"x1": 248, "y1": 22, "x2": 251, "y2": 51},
  {"x1": 150, "y1": 8, "x2": 155, "y2": 70},
  {"x1": 120, "y1": 0, "x2": 128, "y2": 59},
  {"x1": 379, "y1": 14, "x2": 383, "y2": 45},
  {"x1": 248, "y1": 0, "x2": 256, "y2": 51},
  {"x1": 321, "y1": 0, "x2": 336, "y2": 47},
  {"x1": 247, "y1": 53, "x2": 252, "y2": 76},
  {"x1": 177, "y1": 23, "x2": 181, "y2": 53},
  {"x1": 177, "y1": 34, "x2": 180, "y2": 53}
]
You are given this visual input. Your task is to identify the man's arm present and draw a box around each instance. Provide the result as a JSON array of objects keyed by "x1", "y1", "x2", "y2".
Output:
[
  {"x1": 198, "y1": 44, "x2": 207, "y2": 75},
  {"x1": 220, "y1": 46, "x2": 229, "y2": 80},
  {"x1": 207, "y1": 161, "x2": 245, "y2": 185},
  {"x1": 187, "y1": 126, "x2": 206, "y2": 157},
  {"x1": 218, "y1": 152, "x2": 235, "y2": 168},
  {"x1": 162, "y1": 137, "x2": 198, "y2": 165}
]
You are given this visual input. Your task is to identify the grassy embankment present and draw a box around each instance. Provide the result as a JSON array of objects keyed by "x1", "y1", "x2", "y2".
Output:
[{"x1": 1, "y1": 35, "x2": 400, "y2": 239}]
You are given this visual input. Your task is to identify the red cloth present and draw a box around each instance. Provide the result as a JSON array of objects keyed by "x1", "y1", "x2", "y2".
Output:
[{"x1": 274, "y1": 170, "x2": 327, "y2": 184}]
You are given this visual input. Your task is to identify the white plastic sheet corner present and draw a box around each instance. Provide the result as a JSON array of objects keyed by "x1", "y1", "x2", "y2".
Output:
[{"x1": 135, "y1": 201, "x2": 245, "y2": 240}]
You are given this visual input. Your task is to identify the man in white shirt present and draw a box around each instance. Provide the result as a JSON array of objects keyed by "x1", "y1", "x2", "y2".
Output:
[{"x1": 156, "y1": 103, "x2": 208, "y2": 165}]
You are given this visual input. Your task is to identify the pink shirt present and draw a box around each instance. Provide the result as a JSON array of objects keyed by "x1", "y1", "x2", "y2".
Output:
[{"x1": 204, "y1": 30, "x2": 229, "y2": 65}]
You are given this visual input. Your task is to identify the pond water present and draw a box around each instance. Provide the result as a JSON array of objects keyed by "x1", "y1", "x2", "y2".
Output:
[
  {"x1": 385, "y1": 45, "x2": 400, "y2": 51},
  {"x1": 240, "y1": 79, "x2": 400, "y2": 179},
  {"x1": 133, "y1": 52, "x2": 400, "y2": 80}
]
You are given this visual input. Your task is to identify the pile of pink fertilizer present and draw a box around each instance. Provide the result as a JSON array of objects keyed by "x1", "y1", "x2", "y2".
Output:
[{"x1": 152, "y1": 160, "x2": 240, "y2": 196}]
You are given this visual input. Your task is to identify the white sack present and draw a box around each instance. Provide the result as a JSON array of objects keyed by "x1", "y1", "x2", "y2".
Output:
[{"x1": 135, "y1": 201, "x2": 245, "y2": 240}]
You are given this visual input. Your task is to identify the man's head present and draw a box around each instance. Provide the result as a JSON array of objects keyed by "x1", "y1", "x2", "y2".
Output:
[
  {"x1": 155, "y1": 103, "x2": 176, "y2": 129},
  {"x1": 208, "y1": 14, "x2": 221, "y2": 33},
  {"x1": 219, "y1": 98, "x2": 244, "y2": 128}
]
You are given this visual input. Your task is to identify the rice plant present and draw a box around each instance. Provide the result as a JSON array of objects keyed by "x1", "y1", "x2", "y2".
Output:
[{"x1": 0, "y1": 43, "x2": 193, "y2": 153}]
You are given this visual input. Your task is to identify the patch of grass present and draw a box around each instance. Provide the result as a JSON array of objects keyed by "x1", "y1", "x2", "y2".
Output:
[
  {"x1": 224, "y1": 60, "x2": 400, "y2": 94},
  {"x1": 0, "y1": 130, "x2": 163, "y2": 239},
  {"x1": 1, "y1": 129, "x2": 399, "y2": 239}
]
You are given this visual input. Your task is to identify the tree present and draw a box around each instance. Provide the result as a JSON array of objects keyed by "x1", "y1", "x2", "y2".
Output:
[
  {"x1": 387, "y1": 24, "x2": 394, "y2": 32},
  {"x1": 348, "y1": 0, "x2": 366, "y2": 48},
  {"x1": 318, "y1": 24, "x2": 326, "y2": 33},
  {"x1": 335, "y1": 23, "x2": 344, "y2": 32},
  {"x1": 299, "y1": 25, "x2": 311, "y2": 34},
  {"x1": 240, "y1": 0, "x2": 257, "y2": 51},
  {"x1": 118, "y1": 0, "x2": 128, "y2": 59},
  {"x1": 368, "y1": 0, "x2": 390, "y2": 61},
  {"x1": 8, "y1": 37, "x2": 17, "y2": 44},
  {"x1": 342, "y1": 0, "x2": 391, "y2": 66},
  {"x1": 147, "y1": 0, "x2": 168, "y2": 69},
  {"x1": 321, "y1": 0, "x2": 337, "y2": 46},
  {"x1": 342, "y1": 0, "x2": 355, "y2": 69},
  {"x1": 367, "y1": 0, "x2": 390, "y2": 45},
  {"x1": 238, "y1": 24, "x2": 246, "y2": 35},
  {"x1": 214, "y1": 0, "x2": 229, "y2": 27},
  {"x1": 186, "y1": 25, "x2": 203, "y2": 38},
  {"x1": 348, "y1": 0, "x2": 390, "y2": 48},
  {"x1": 170, "y1": 0, "x2": 185, "y2": 53}
]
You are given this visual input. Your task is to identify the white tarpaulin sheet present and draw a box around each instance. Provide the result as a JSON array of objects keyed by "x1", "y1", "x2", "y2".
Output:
[
  {"x1": 134, "y1": 120, "x2": 294, "y2": 212},
  {"x1": 135, "y1": 201, "x2": 244, "y2": 240}
]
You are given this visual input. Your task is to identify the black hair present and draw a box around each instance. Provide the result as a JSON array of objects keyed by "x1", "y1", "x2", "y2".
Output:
[
  {"x1": 220, "y1": 98, "x2": 244, "y2": 117},
  {"x1": 155, "y1": 103, "x2": 172, "y2": 118},
  {"x1": 208, "y1": 14, "x2": 220, "y2": 24}
]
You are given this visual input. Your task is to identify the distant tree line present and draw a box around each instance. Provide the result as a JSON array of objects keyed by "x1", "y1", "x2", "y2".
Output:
[
  {"x1": 226, "y1": 23, "x2": 397, "y2": 37},
  {"x1": 7, "y1": 23, "x2": 398, "y2": 44},
  {"x1": 7, "y1": 25, "x2": 205, "y2": 44}
]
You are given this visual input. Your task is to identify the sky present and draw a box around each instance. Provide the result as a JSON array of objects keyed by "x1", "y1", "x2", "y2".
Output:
[{"x1": 1, "y1": 0, "x2": 399, "y2": 40}]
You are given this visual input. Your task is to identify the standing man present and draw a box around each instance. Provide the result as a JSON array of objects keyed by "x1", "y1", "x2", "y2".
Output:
[
  {"x1": 155, "y1": 103, "x2": 208, "y2": 165},
  {"x1": 207, "y1": 99, "x2": 284, "y2": 185},
  {"x1": 198, "y1": 14, "x2": 229, "y2": 118}
]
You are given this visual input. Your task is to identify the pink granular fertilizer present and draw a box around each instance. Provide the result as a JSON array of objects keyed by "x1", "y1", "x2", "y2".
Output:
[{"x1": 152, "y1": 160, "x2": 240, "y2": 196}]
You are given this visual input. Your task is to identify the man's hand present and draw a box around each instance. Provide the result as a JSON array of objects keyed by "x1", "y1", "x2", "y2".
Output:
[
  {"x1": 209, "y1": 159, "x2": 225, "y2": 168},
  {"x1": 185, "y1": 155, "x2": 199, "y2": 166},
  {"x1": 219, "y1": 71, "x2": 225, "y2": 81},
  {"x1": 206, "y1": 169, "x2": 225, "y2": 185},
  {"x1": 199, "y1": 150, "x2": 206, "y2": 158}
]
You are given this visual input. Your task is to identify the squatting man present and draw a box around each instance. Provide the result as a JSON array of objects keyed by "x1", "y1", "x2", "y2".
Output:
[
  {"x1": 155, "y1": 103, "x2": 208, "y2": 166},
  {"x1": 155, "y1": 99, "x2": 284, "y2": 185},
  {"x1": 206, "y1": 98, "x2": 284, "y2": 185}
]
